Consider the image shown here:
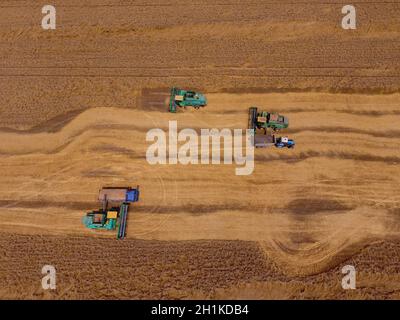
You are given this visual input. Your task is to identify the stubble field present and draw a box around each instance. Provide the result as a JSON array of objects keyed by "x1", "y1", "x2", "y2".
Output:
[{"x1": 0, "y1": 0, "x2": 399, "y2": 299}]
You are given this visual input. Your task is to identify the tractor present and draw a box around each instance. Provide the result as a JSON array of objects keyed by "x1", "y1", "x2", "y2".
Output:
[
  {"x1": 169, "y1": 87, "x2": 207, "y2": 112},
  {"x1": 249, "y1": 107, "x2": 288, "y2": 132},
  {"x1": 275, "y1": 136, "x2": 295, "y2": 148},
  {"x1": 83, "y1": 186, "x2": 140, "y2": 239},
  {"x1": 252, "y1": 134, "x2": 295, "y2": 149}
]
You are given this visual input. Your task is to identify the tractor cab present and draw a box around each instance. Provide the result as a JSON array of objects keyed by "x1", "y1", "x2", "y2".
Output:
[{"x1": 185, "y1": 91, "x2": 197, "y2": 99}]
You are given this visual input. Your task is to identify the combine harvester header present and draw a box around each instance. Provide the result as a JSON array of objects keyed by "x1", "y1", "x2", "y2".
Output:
[{"x1": 84, "y1": 186, "x2": 140, "y2": 240}]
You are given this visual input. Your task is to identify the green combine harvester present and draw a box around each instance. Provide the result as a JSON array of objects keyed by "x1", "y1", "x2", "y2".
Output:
[
  {"x1": 83, "y1": 186, "x2": 140, "y2": 240},
  {"x1": 169, "y1": 87, "x2": 207, "y2": 112},
  {"x1": 84, "y1": 208, "x2": 119, "y2": 230},
  {"x1": 249, "y1": 107, "x2": 289, "y2": 132}
]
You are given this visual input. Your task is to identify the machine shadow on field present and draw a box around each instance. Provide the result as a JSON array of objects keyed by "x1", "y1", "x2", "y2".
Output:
[{"x1": 286, "y1": 198, "x2": 354, "y2": 216}]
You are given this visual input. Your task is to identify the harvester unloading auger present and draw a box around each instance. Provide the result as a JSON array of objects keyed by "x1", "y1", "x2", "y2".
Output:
[
  {"x1": 249, "y1": 107, "x2": 295, "y2": 148},
  {"x1": 83, "y1": 186, "x2": 140, "y2": 240}
]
